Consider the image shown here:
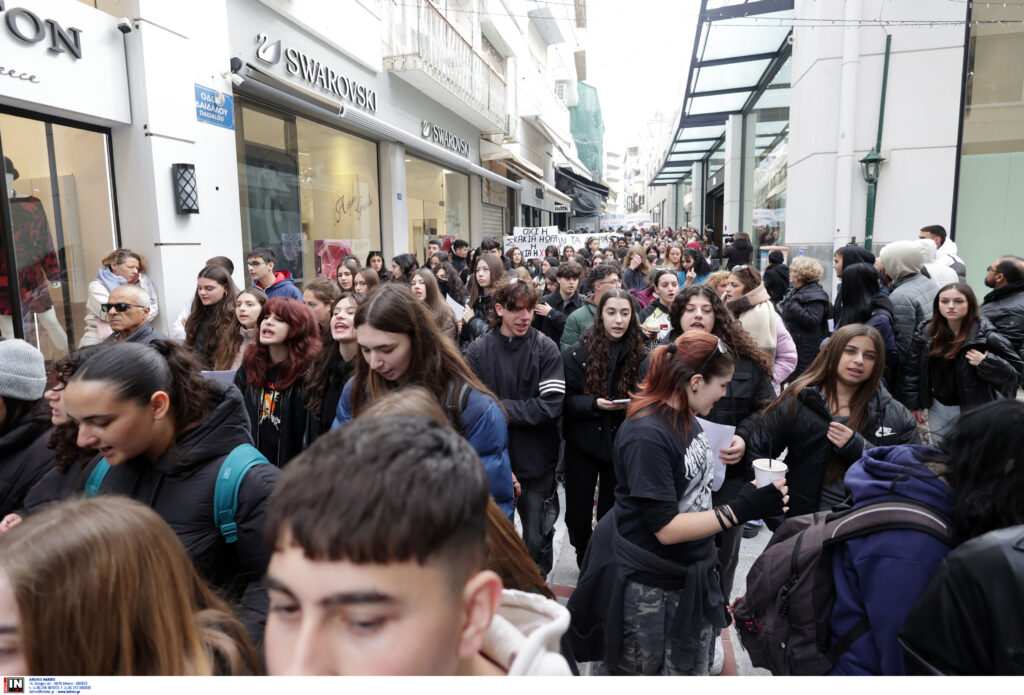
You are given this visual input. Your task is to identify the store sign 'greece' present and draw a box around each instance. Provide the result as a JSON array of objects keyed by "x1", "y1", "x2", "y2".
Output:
[{"x1": 255, "y1": 33, "x2": 377, "y2": 112}]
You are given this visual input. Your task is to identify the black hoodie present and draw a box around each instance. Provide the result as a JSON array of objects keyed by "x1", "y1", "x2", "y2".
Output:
[{"x1": 0, "y1": 410, "x2": 53, "y2": 518}]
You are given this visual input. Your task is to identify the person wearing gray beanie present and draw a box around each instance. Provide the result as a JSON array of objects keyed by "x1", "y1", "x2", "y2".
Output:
[{"x1": 0, "y1": 338, "x2": 53, "y2": 518}]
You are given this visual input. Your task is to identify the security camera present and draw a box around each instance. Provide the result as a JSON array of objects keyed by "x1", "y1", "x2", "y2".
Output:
[
  {"x1": 117, "y1": 17, "x2": 133, "y2": 34},
  {"x1": 230, "y1": 73, "x2": 244, "y2": 87}
]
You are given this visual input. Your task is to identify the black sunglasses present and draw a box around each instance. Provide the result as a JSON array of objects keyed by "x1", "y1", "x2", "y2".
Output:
[
  {"x1": 101, "y1": 302, "x2": 146, "y2": 313},
  {"x1": 696, "y1": 338, "x2": 729, "y2": 373}
]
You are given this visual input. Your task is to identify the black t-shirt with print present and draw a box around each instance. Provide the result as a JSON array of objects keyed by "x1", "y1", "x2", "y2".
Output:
[
  {"x1": 612, "y1": 410, "x2": 714, "y2": 565},
  {"x1": 256, "y1": 366, "x2": 282, "y2": 463}
]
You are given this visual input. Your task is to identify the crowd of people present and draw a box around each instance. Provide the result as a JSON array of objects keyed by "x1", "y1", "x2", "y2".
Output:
[{"x1": 0, "y1": 223, "x2": 1021, "y2": 677}]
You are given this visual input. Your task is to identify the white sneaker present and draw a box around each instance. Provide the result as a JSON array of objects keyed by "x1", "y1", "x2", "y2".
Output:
[{"x1": 710, "y1": 635, "x2": 724, "y2": 675}]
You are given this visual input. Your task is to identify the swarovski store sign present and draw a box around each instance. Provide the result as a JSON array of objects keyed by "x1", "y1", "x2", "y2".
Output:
[
  {"x1": 0, "y1": 0, "x2": 129, "y2": 124},
  {"x1": 253, "y1": 32, "x2": 377, "y2": 112},
  {"x1": 422, "y1": 120, "x2": 469, "y2": 158}
]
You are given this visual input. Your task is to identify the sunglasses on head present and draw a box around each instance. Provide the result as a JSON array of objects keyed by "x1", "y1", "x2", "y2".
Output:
[
  {"x1": 101, "y1": 302, "x2": 145, "y2": 313},
  {"x1": 696, "y1": 337, "x2": 729, "y2": 373}
]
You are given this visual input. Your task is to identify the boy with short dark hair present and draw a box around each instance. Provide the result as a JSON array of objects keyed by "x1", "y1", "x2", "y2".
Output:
[
  {"x1": 262, "y1": 415, "x2": 571, "y2": 675},
  {"x1": 466, "y1": 280, "x2": 564, "y2": 576},
  {"x1": 247, "y1": 246, "x2": 303, "y2": 301},
  {"x1": 532, "y1": 260, "x2": 584, "y2": 345}
]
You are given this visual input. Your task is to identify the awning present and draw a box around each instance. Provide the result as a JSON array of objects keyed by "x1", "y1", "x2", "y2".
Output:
[
  {"x1": 651, "y1": 0, "x2": 793, "y2": 186},
  {"x1": 234, "y1": 61, "x2": 522, "y2": 190},
  {"x1": 556, "y1": 166, "x2": 609, "y2": 217}
]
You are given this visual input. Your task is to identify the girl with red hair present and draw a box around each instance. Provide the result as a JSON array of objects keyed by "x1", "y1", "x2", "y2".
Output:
[
  {"x1": 233, "y1": 297, "x2": 321, "y2": 466},
  {"x1": 567, "y1": 331, "x2": 788, "y2": 675}
]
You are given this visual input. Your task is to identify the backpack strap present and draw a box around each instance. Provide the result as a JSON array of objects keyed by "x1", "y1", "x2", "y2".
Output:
[
  {"x1": 84, "y1": 459, "x2": 111, "y2": 497},
  {"x1": 214, "y1": 443, "x2": 271, "y2": 544},
  {"x1": 824, "y1": 499, "x2": 953, "y2": 547}
]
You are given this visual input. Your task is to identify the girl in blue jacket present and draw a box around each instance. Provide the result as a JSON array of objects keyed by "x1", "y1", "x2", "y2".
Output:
[{"x1": 332, "y1": 283, "x2": 515, "y2": 518}]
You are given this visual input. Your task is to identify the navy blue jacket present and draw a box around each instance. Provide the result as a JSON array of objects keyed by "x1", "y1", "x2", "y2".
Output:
[
  {"x1": 332, "y1": 379, "x2": 515, "y2": 519},
  {"x1": 255, "y1": 271, "x2": 303, "y2": 301},
  {"x1": 828, "y1": 445, "x2": 954, "y2": 675}
]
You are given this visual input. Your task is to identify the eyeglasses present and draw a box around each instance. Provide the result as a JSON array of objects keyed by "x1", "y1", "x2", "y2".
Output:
[
  {"x1": 101, "y1": 302, "x2": 146, "y2": 313},
  {"x1": 696, "y1": 338, "x2": 729, "y2": 373}
]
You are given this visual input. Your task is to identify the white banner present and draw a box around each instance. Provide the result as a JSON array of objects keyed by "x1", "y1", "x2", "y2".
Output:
[{"x1": 503, "y1": 229, "x2": 619, "y2": 259}]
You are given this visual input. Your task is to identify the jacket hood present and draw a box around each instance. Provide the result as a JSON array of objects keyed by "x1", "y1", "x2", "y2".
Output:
[
  {"x1": 880, "y1": 241, "x2": 927, "y2": 280},
  {"x1": 481, "y1": 589, "x2": 572, "y2": 675},
  {"x1": 841, "y1": 245, "x2": 875, "y2": 268},
  {"x1": 162, "y1": 383, "x2": 252, "y2": 472},
  {"x1": 845, "y1": 444, "x2": 953, "y2": 515},
  {"x1": 917, "y1": 239, "x2": 938, "y2": 264},
  {"x1": 870, "y1": 293, "x2": 897, "y2": 321},
  {"x1": 270, "y1": 270, "x2": 295, "y2": 287},
  {"x1": 939, "y1": 238, "x2": 959, "y2": 256}
]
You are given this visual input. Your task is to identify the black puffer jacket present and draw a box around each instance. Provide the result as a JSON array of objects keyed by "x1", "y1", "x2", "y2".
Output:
[
  {"x1": 465, "y1": 327, "x2": 564, "y2": 480},
  {"x1": 982, "y1": 280, "x2": 1024, "y2": 372},
  {"x1": 0, "y1": 410, "x2": 54, "y2": 518},
  {"x1": 234, "y1": 364, "x2": 311, "y2": 467},
  {"x1": 900, "y1": 524, "x2": 1024, "y2": 675},
  {"x1": 723, "y1": 238, "x2": 753, "y2": 269},
  {"x1": 779, "y1": 282, "x2": 831, "y2": 380},
  {"x1": 763, "y1": 263, "x2": 790, "y2": 304},
  {"x1": 562, "y1": 340, "x2": 635, "y2": 460},
  {"x1": 55, "y1": 384, "x2": 278, "y2": 644},
  {"x1": 532, "y1": 290, "x2": 584, "y2": 346},
  {"x1": 901, "y1": 316, "x2": 1023, "y2": 410},
  {"x1": 744, "y1": 384, "x2": 919, "y2": 516}
]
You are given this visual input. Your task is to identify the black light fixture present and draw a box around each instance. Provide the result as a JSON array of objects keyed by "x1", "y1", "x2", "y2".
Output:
[{"x1": 172, "y1": 163, "x2": 199, "y2": 214}]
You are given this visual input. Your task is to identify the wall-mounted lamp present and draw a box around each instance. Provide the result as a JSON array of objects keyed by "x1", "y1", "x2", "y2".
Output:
[{"x1": 172, "y1": 163, "x2": 199, "y2": 214}]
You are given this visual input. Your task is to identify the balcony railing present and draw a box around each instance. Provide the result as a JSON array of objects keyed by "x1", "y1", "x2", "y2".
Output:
[{"x1": 384, "y1": 0, "x2": 507, "y2": 132}]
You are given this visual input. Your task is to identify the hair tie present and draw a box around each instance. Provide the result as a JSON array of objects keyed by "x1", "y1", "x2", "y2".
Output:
[{"x1": 666, "y1": 343, "x2": 677, "y2": 354}]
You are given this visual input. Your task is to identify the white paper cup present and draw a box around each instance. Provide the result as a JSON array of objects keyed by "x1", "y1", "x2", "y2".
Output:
[{"x1": 753, "y1": 458, "x2": 788, "y2": 488}]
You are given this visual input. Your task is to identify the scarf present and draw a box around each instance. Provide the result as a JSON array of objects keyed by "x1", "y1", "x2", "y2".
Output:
[
  {"x1": 95, "y1": 266, "x2": 127, "y2": 292},
  {"x1": 728, "y1": 284, "x2": 777, "y2": 358}
]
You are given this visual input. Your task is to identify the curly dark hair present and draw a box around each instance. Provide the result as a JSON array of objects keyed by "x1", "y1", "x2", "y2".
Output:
[
  {"x1": 669, "y1": 285, "x2": 774, "y2": 377},
  {"x1": 46, "y1": 346, "x2": 104, "y2": 473},
  {"x1": 583, "y1": 289, "x2": 645, "y2": 399}
]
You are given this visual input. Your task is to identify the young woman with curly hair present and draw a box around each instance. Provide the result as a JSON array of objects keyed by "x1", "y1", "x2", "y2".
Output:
[
  {"x1": 184, "y1": 265, "x2": 239, "y2": 370},
  {"x1": 562, "y1": 288, "x2": 646, "y2": 567},
  {"x1": 233, "y1": 298, "x2": 321, "y2": 466}
]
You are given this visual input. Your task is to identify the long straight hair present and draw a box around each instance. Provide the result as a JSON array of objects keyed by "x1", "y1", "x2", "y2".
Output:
[
  {"x1": 838, "y1": 262, "x2": 883, "y2": 326},
  {"x1": 412, "y1": 268, "x2": 455, "y2": 332},
  {"x1": 184, "y1": 265, "x2": 239, "y2": 370},
  {"x1": 305, "y1": 293, "x2": 363, "y2": 415},
  {"x1": 627, "y1": 330, "x2": 734, "y2": 436},
  {"x1": 468, "y1": 253, "x2": 505, "y2": 307},
  {"x1": 350, "y1": 284, "x2": 501, "y2": 421},
  {"x1": 765, "y1": 324, "x2": 885, "y2": 434},
  {"x1": 0, "y1": 496, "x2": 260, "y2": 675},
  {"x1": 241, "y1": 297, "x2": 321, "y2": 390},
  {"x1": 927, "y1": 283, "x2": 979, "y2": 359}
]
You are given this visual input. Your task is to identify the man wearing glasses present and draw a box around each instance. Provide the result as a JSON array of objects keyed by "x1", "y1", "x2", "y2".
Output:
[{"x1": 101, "y1": 285, "x2": 165, "y2": 344}]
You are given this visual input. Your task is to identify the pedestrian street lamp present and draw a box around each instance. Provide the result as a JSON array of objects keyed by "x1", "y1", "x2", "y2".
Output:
[{"x1": 859, "y1": 149, "x2": 886, "y2": 253}]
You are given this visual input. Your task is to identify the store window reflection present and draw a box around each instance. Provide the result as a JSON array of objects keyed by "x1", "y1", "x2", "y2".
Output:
[
  {"x1": 406, "y1": 156, "x2": 469, "y2": 265},
  {"x1": 749, "y1": 58, "x2": 790, "y2": 247},
  {"x1": 235, "y1": 101, "x2": 382, "y2": 284},
  {"x1": 0, "y1": 113, "x2": 118, "y2": 358}
]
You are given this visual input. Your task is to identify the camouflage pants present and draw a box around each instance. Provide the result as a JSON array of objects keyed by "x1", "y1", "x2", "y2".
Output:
[{"x1": 613, "y1": 580, "x2": 713, "y2": 675}]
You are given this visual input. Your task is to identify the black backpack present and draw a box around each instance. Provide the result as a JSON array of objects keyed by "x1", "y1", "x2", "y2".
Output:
[{"x1": 731, "y1": 499, "x2": 953, "y2": 675}]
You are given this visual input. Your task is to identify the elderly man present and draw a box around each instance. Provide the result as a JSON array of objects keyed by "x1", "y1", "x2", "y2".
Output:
[{"x1": 102, "y1": 284, "x2": 165, "y2": 344}]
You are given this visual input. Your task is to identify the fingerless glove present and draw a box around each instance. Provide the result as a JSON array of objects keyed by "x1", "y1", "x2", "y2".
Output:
[{"x1": 728, "y1": 482, "x2": 784, "y2": 525}]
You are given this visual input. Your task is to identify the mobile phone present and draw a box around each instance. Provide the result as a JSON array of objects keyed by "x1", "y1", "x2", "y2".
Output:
[{"x1": 611, "y1": 398, "x2": 631, "y2": 405}]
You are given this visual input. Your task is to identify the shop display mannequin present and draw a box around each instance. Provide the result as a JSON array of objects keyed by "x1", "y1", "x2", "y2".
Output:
[{"x1": 0, "y1": 157, "x2": 69, "y2": 353}]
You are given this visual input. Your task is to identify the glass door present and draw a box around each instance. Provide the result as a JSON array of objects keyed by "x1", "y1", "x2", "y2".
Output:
[{"x1": 0, "y1": 112, "x2": 118, "y2": 358}]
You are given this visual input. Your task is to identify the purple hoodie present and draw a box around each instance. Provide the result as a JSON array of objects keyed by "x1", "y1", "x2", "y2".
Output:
[{"x1": 828, "y1": 445, "x2": 954, "y2": 676}]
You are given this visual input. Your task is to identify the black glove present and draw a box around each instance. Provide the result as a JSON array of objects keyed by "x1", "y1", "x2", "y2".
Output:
[{"x1": 727, "y1": 482, "x2": 785, "y2": 526}]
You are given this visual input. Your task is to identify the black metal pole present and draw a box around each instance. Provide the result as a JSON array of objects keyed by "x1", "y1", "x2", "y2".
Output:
[{"x1": 44, "y1": 123, "x2": 74, "y2": 337}]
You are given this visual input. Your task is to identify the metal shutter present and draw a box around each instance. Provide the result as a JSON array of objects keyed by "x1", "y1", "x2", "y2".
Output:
[{"x1": 481, "y1": 203, "x2": 505, "y2": 239}]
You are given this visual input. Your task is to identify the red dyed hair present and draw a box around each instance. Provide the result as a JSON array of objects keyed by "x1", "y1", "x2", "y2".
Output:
[
  {"x1": 627, "y1": 330, "x2": 734, "y2": 436},
  {"x1": 241, "y1": 297, "x2": 321, "y2": 389}
]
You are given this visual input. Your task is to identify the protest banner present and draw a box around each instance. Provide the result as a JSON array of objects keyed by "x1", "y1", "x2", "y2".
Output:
[{"x1": 504, "y1": 226, "x2": 561, "y2": 259}]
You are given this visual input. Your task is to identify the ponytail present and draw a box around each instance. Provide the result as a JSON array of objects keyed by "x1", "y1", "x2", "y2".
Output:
[{"x1": 71, "y1": 340, "x2": 222, "y2": 434}]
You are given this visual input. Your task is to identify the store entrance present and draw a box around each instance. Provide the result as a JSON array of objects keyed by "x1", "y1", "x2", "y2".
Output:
[
  {"x1": 705, "y1": 183, "x2": 725, "y2": 241},
  {"x1": 0, "y1": 112, "x2": 118, "y2": 356}
]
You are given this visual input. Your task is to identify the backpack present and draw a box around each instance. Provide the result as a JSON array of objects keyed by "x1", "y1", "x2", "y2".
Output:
[
  {"x1": 629, "y1": 285, "x2": 654, "y2": 309},
  {"x1": 731, "y1": 499, "x2": 953, "y2": 675},
  {"x1": 84, "y1": 443, "x2": 271, "y2": 544}
]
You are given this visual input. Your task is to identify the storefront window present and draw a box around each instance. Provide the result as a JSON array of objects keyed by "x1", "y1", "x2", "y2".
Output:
[
  {"x1": 406, "y1": 156, "x2": 469, "y2": 264},
  {"x1": 749, "y1": 58, "x2": 790, "y2": 247},
  {"x1": 235, "y1": 100, "x2": 381, "y2": 283},
  {"x1": 0, "y1": 113, "x2": 118, "y2": 357},
  {"x1": 955, "y1": 3, "x2": 1024, "y2": 290}
]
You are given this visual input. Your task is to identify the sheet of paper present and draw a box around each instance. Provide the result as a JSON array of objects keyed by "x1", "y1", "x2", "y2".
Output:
[
  {"x1": 828, "y1": 318, "x2": 835, "y2": 333},
  {"x1": 696, "y1": 417, "x2": 736, "y2": 492},
  {"x1": 446, "y1": 294, "x2": 467, "y2": 321}
]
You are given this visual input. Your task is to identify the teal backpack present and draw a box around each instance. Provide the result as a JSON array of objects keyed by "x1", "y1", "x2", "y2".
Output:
[{"x1": 84, "y1": 443, "x2": 270, "y2": 544}]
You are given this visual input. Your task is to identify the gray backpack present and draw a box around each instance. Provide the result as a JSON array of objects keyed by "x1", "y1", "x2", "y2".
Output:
[{"x1": 731, "y1": 499, "x2": 953, "y2": 675}]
